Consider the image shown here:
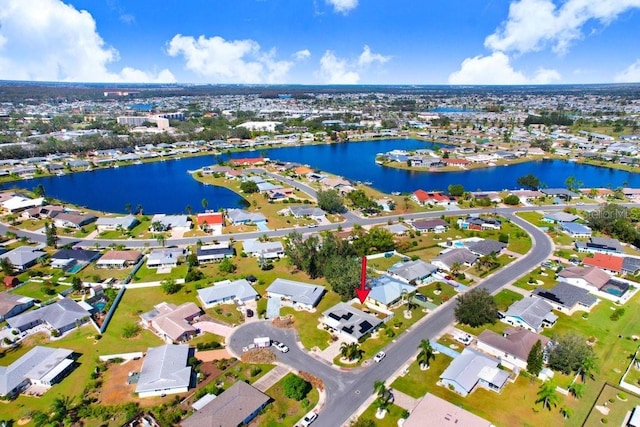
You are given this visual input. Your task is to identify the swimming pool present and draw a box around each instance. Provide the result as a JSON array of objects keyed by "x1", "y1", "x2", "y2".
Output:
[
  {"x1": 601, "y1": 280, "x2": 629, "y2": 297},
  {"x1": 94, "y1": 302, "x2": 106, "y2": 311},
  {"x1": 454, "y1": 241, "x2": 466, "y2": 248},
  {"x1": 67, "y1": 263, "x2": 84, "y2": 273}
]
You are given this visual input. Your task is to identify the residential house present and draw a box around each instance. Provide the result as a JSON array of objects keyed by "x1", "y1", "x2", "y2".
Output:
[
  {"x1": 365, "y1": 275, "x2": 417, "y2": 311},
  {"x1": 181, "y1": 381, "x2": 270, "y2": 427},
  {"x1": 622, "y1": 188, "x2": 640, "y2": 200},
  {"x1": 431, "y1": 248, "x2": 478, "y2": 271},
  {"x1": 7, "y1": 297, "x2": 91, "y2": 333},
  {"x1": 511, "y1": 190, "x2": 542, "y2": 203},
  {"x1": 576, "y1": 237, "x2": 624, "y2": 254},
  {"x1": 387, "y1": 259, "x2": 438, "y2": 284},
  {"x1": 289, "y1": 206, "x2": 326, "y2": 219},
  {"x1": 533, "y1": 282, "x2": 598, "y2": 314},
  {"x1": 439, "y1": 348, "x2": 510, "y2": 397},
  {"x1": 50, "y1": 248, "x2": 100, "y2": 271},
  {"x1": 559, "y1": 222, "x2": 592, "y2": 238},
  {"x1": 622, "y1": 257, "x2": 640, "y2": 275},
  {"x1": 95, "y1": 215, "x2": 139, "y2": 232},
  {"x1": 443, "y1": 158, "x2": 471, "y2": 168},
  {"x1": 147, "y1": 248, "x2": 186, "y2": 269},
  {"x1": 196, "y1": 212, "x2": 224, "y2": 235},
  {"x1": 150, "y1": 214, "x2": 192, "y2": 232},
  {"x1": 458, "y1": 216, "x2": 502, "y2": 230},
  {"x1": 51, "y1": 212, "x2": 96, "y2": 230},
  {"x1": 404, "y1": 393, "x2": 493, "y2": 427},
  {"x1": 266, "y1": 279, "x2": 325, "y2": 311},
  {"x1": 540, "y1": 188, "x2": 579, "y2": 201},
  {"x1": 197, "y1": 279, "x2": 258, "y2": 309},
  {"x1": 135, "y1": 344, "x2": 192, "y2": 398},
  {"x1": 96, "y1": 250, "x2": 142, "y2": 268},
  {"x1": 558, "y1": 265, "x2": 611, "y2": 291},
  {"x1": 0, "y1": 346, "x2": 75, "y2": 398},
  {"x1": 501, "y1": 296, "x2": 558, "y2": 332},
  {"x1": 0, "y1": 292, "x2": 34, "y2": 322},
  {"x1": 466, "y1": 239, "x2": 507, "y2": 257},
  {"x1": 1, "y1": 195, "x2": 44, "y2": 213},
  {"x1": 226, "y1": 208, "x2": 267, "y2": 226},
  {"x1": 21, "y1": 205, "x2": 64, "y2": 220},
  {"x1": 229, "y1": 157, "x2": 266, "y2": 166},
  {"x1": 385, "y1": 223, "x2": 410, "y2": 236},
  {"x1": 0, "y1": 246, "x2": 47, "y2": 272},
  {"x1": 196, "y1": 243, "x2": 235, "y2": 263},
  {"x1": 476, "y1": 328, "x2": 551, "y2": 371},
  {"x1": 320, "y1": 302, "x2": 383, "y2": 343},
  {"x1": 411, "y1": 218, "x2": 449, "y2": 233},
  {"x1": 542, "y1": 212, "x2": 579, "y2": 223},
  {"x1": 412, "y1": 190, "x2": 450, "y2": 206},
  {"x1": 242, "y1": 239, "x2": 285, "y2": 259},
  {"x1": 140, "y1": 302, "x2": 201, "y2": 343}
]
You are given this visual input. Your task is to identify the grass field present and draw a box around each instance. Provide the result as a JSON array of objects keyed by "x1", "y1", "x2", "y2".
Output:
[
  {"x1": 253, "y1": 372, "x2": 320, "y2": 427},
  {"x1": 357, "y1": 403, "x2": 407, "y2": 427},
  {"x1": 494, "y1": 288, "x2": 524, "y2": 311},
  {"x1": 131, "y1": 262, "x2": 188, "y2": 283},
  {"x1": 280, "y1": 291, "x2": 341, "y2": 350}
]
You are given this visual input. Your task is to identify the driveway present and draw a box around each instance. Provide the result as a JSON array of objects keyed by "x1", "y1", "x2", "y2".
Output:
[{"x1": 192, "y1": 321, "x2": 234, "y2": 338}]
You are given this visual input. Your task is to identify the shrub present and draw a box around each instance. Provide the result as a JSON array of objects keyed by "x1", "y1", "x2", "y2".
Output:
[
  {"x1": 283, "y1": 374, "x2": 311, "y2": 401},
  {"x1": 250, "y1": 366, "x2": 262, "y2": 377},
  {"x1": 121, "y1": 323, "x2": 141, "y2": 339},
  {"x1": 610, "y1": 308, "x2": 625, "y2": 321}
]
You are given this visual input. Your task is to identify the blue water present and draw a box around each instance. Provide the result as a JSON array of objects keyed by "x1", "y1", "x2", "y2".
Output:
[
  {"x1": 94, "y1": 301, "x2": 106, "y2": 311},
  {"x1": 3, "y1": 139, "x2": 640, "y2": 214},
  {"x1": 67, "y1": 264, "x2": 84, "y2": 273}
]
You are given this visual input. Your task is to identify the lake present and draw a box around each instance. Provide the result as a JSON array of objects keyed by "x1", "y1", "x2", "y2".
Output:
[{"x1": 3, "y1": 138, "x2": 639, "y2": 214}]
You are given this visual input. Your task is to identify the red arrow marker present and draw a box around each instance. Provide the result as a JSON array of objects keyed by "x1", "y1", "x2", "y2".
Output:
[{"x1": 356, "y1": 256, "x2": 370, "y2": 304}]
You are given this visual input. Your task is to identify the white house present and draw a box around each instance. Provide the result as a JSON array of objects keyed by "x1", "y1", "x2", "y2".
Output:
[
  {"x1": 476, "y1": 328, "x2": 551, "y2": 371},
  {"x1": 265, "y1": 278, "x2": 325, "y2": 311},
  {"x1": 197, "y1": 279, "x2": 258, "y2": 309},
  {"x1": 135, "y1": 345, "x2": 192, "y2": 398}
]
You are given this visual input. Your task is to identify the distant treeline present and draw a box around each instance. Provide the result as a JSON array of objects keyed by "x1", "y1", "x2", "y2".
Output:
[{"x1": 524, "y1": 112, "x2": 574, "y2": 126}]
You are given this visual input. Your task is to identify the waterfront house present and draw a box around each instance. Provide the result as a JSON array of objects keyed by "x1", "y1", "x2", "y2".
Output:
[
  {"x1": 501, "y1": 296, "x2": 557, "y2": 332},
  {"x1": 7, "y1": 297, "x2": 90, "y2": 334},
  {"x1": 150, "y1": 214, "x2": 192, "y2": 232},
  {"x1": 387, "y1": 259, "x2": 438, "y2": 284},
  {"x1": 195, "y1": 212, "x2": 224, "y2": 235},
  {"x1": 476, "y1": 328, "x2": 551, "y2": 371},
  {"x1": 439, "y1": 348, "x2": 510, "y2": 397},
  {"x1": 412, "y1": 190, "x2": 450, "y2": 206},
  {"x1": 229, "y1": 157, "x2": 266, "y2": 166},
  {"x1": 533, "y1": 282, "x2": 598, "y2": 314},
  {"x1": 265, "y1": 278, "x2": 325, "y2": 311},
  {"x1": 140, "y1": 302, "x2": 201, "y2": 343},
  {"x1": 0, "y1": 292, "x2": 34, "y2": 322},
  {"x1": 226, "y1": 208, "x2": 267, "y2": 226},
  {"x1": 181, "y1": 381, "x2": 270, "y2": 427},
  {"x1": 320, "y1": 302, "x2": 383, "y2": 343},
  {"x1": 135, "y1": 344, "x2": 191, "y2": 398},
  {"x1": 96, "y1": 250, "x2": 142, "y2": 268},
  {"x1": 0, "y1": 346, "x2": 76, "y2": 398},
  {"x1": 197, "y1": 279, "x2": 258, "y2": 309},
  {"x1": 196, "y1": 243, "x2": 235, "y2": 263},
  {"x1": 21, "y1": 204, "x2": 64, "y2": 220},
  {"x1": 95, "y1": 215, "x2": 139, "y2": 232},
  {"x1": 540, "y1": 188, "x2": 579, "y2": 201}
]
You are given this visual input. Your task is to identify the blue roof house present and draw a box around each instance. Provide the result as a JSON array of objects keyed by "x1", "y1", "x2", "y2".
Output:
[{"x1": 365, "y1": 275, "x2": 416, "y2": 311}]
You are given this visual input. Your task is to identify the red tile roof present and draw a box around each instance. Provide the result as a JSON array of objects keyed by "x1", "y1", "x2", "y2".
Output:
[
  {"x1": 230, "y1": 157, "x2": 265, "y2": 165},
  {"x1": 582, "y1": 253, "x2": 624, "y2": 272},
  {"x1": 443, "y1": 158, "x2": 470, "y2": 165},
  {"x1": 197, "y1": 213, "x2": 224, "y2": 225}
]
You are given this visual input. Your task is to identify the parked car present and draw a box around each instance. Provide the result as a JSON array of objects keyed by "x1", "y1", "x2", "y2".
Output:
[
  {"x1": 273, "y1": 341, "x2": 289, "y2": 353},
  {"x1": 373, "y1": 351, "x2": 386, "y2": 363},
  {"x1": 444, "y1": 275, "x2": 453, "y2": 280},
  {"x1": 454, "y1": 333, "x2": 473, "y2": 345},
  {"x1": 300, "y1": 411, "x2": 317, "y2": 427},
  {"x1": 414, "y1": 293, "x2": 427, "y2": 302}
]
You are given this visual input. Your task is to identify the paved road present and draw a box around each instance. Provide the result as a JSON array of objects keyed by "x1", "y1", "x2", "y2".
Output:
[{"x1": 227, "y1": 213, "x2": 554, "y2": 427}]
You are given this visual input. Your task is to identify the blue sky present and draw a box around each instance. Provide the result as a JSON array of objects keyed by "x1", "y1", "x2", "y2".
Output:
[{"x1": 1, "y1": 0, "x2": 639, "y2": 84}]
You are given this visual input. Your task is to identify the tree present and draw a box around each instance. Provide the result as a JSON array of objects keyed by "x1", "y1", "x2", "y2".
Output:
[
  {"x1": 218, "y1": 257, "x2": 237, "y2": 274},
  {"x1": 0, "y1": 257, "x2": 14, "y2": 275},
  {"x1": 560, "y1": 406, "x2": 573, "y2": 420},
  {"x1": 503, "y1": 194, "x2": 520, "y2": 205},
  {"x1": 161, "y1": 279, "x2": 182, "y2": 294},
  {"x1": 136, "y1": 204, "x2": 144, "y2": 215},
  {"x1": 568, "y1": 382, "x2": 585, "y2": 399},
  {"x1": 185, "y1": 204, "x2": 193, "y2": 215},
  {"x1": 579, "y1": 351, "x2": 599, "y2": 382},
  {"x1": 71, "y1": 276, "x2": 83, "y2": 293},
  {"x1": 317, "y1": 189, "x2": 345, "y2": 214},
  {"x1": 33, "y1": 184, "x2": 46, "y2": 197},
  {"x1": 454, "y1": 288, "x2": 499, "y2": 327},
  {"x1": 324, "y1": 256, "x2": 360, "y2": 300},
  {"x1": 151, "y1": 221, "x2": 165, "y2": 232},
  {"x1": 536, "y1": 381, "x2": 560, "y2": 411},
  {"x1": 44, "y1": 221, "x2": 58, "y2": 248},
  {"x1": 565, "y1": 175, "x2": 583, "y2": 192},
  {"x1": 201, "y1": 198, "x2": 208, "y2": 211},
  {"x1": 417, "y1": 339, "x2": 436, "y2": 370},
  {"x1": 155, "y1": 233, "x2": 166, "y2": 247},
  {"x1": 340, "y1": 342, "x2": 364, "y2": 361},
  {"x1": 548, "y1": 333, "x2": 596, "y2": 376},
  {"x1": 283, "y1": 374, "x2": 312, "y2": 401},
  {"x1": 516, "y1": 173, "x2": 541, "y2": 190},
  {"x1": 125, "y1": 202, "x2": 132, "y2": 214},
  {"x1": 448, "y1": 184, "x2": 465, "y2": 197},
  {"x1": 527, "y1": 339, "x2": 544, "y2": 377},
  {"x1": 240, "y1": 180, "x2": 259, "y2": 193}
]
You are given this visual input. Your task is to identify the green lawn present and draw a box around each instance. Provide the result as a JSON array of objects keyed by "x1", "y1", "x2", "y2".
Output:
[
  {"x1": 583, "y1": 384, "x2": 640, "y2": 427},
  {"x1": 77, "y1": 264, "x2": 132, "y2": 281},
  {"x1": 418, "y1": 282, "x2": 458, "y2": 305},
  {"x1": 280, "y1": 291, "x2": 341, "y2": 350},
  {"x1": 205, "y1": 303, "x2": 245, "y2": 326},
  {"x1": 516, "y1": 211, "x2": 546, "y2": 227},
  {"x1": 357, "y1": 403, "x2": 407, "y2": 427},
  {"x1": 253, "y1": 373, "x2": 319, "y2": 427},
  {"x1": 367, "y1": 254, "x2": 406, "y2": 272},
  {"x1": 11, "y1": 280, "x2": 65, "y2": 301},
  {"x1": 132, "y1": 262, "x2": 188, "y2": 283},
  {"x1": 494, "y1": 289, "x2": 524, "y2": 311}
]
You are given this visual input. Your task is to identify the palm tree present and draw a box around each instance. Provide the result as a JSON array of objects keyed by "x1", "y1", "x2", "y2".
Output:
[
  {"x1": 568, "y1": 382, "x2": 585, "y2": 399},
  {"x1": 124, "y1": 202, "x2": 132, "y2": 214},
  {"x1": 450, "y1": 262, "x2": 461, "y2": 277},
  {"x1": 349, "y1": 342, "x2": 364, "y2": 361},
  {"x1": 373, "y1": 379, "x2": 388, "y2": 400},
  {"x1": 0, "y1": 257, "x2": 14, "y2": 275},
  {"x1": 579, "y1": 353, "x2": 599, "y2": 382},
  {"x1": 340, "y1": 342, "x2": 351, "y2": 360},
  {"x1": 560, "y1": 406, "x2": 573, "y2": 420},
  {"x1": 50, "y1": 395, "x2": 75, "y2": 423},
  {"x1": 417, "y1": 339, "x2": 436, "y2": 370},
  {"x1": 536, "y1": 381, "x2": 560, "y2": 411},
  {"x1": 185, "y1": 204, "x2": 193, "y2": 215},
  {"x1": 136, "y1": 204, "x2": 143, "y2": 215},
  {"x1": 202, "y1": 198, "x2": 209, "y2": 211}
]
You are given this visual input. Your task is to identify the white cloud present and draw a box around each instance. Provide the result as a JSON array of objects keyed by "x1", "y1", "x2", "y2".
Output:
[
  {"x1": 326, "y1": 0, "x2": 358, "y2": 14},
  {"x1": 615, "y1": 59, "x2": 640, "y2": 83},
  {"x1": 319, "y1": 51, "x2": 360, "y2": 84},
  {"x1": 166, "y1": 34, "x2": 293, "y2": 83},
  {"x1": 485, "y1": 0, "x2": 640, "y2": 55},
  {"x1": 0, "y1": 0, "x2": 174, "y2": 83},
  {"x1": 358, "y1": 45, "x2": 390, "y2": 67},
  {"x1": 294, "y1": 49, "x2": 311, "y2": 60},
  {"x1": 448, "y1": 52, "x2": 560, "y2": 85},
  {"x1": 317, "y1": 45, "x2": 389, "y2": 84},
  {"x1": 119, "y1": 13, "x2": 135, "y2": 24}
]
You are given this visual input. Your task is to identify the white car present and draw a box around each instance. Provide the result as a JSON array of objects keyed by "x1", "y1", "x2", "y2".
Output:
[
  {"x1": 373, "y1": 351, "x2": 386, "y2": 363},
  {"x1": 273, "y1": 341, "x2": 289, "y2": 353},
  {"x1": 300, "y1": 411, "x2": 317, "y2": 427}
]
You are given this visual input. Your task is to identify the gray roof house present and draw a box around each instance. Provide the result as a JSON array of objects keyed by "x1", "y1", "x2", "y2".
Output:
[
  {"x1": 242, "y1": 239, "x2": 285, "y2": 259},
  {"x1": 501, "y1": 296, "x2": 558, "y2": 332},
  {"x1": 387, "y1": 259, "x2": 438, "y2": 283},
  {"x1": 226, "y1": 209, "x2": 267, "y2": 225},
  {"x1": 196, "y1": 243, "x2": 235, "y2": 263},
  {"x1": 150, "y1": 214, "x2": 192, "y2": 231},
  {"x1": 575, "y1": 237, "x2": 623, "y2": 254},
  {"x1": 0, "y1": 246, "x2": 47, "y2": 272},
  {"x1": 0, "y1": 346, "x2": 75, "y2": 398},
  {"x1": 321, "y1": 302, "x2": 383, "y2": 343},
  {"x1": 385, "y1": 223, "x2": 410, "y2": 236},
  {"x1": 366, "y1": 275, "x2": 417, "y2": 310},
  {"x1": 50, "y1": 248, "x2": 100, "y2": 271},
  {"x1": 477, "y1": 328, "x2": 551, "y2": 371},
  {"x1": 95, "y1": 215, "x2": 139, "y2": 231},
  {"x1": 136, "y1": 344, "x2": 192, "y2": 398},
  {"x1": 0, "y1": 292, "x2": 34, "y2": 322},
  {"x1": 540, "y1": 188, "x2": 579, "y2": 200},
  {"x1": 466, "y1": 239, "x2": 507, "y2": 257},
  {"x1": 542, "y1": 212, "x2": 579, "y2": 223},
  {"x1": 289, "y1": 206, "x2": 327, "y2": 219},
  {"x1": 533, "y1": 282, "x2": 598, "y2": 313},
  {"x1": 7, "y1": 297, "x2": 91, "y2": 333},
  {"x1": 197, "y1": 279, "x2": 258, "y2": 309},
  {"x1": 181, "y1": 380, "x2": 270, "y2": 427},
  {"x1": 411, "y1": 218, "x2": 449, "y2": 232},
  {"x1": 431, "y1": 248, "x2": 478, "y2": 271},
  {"x1": 439, "y1": 347, "x2": 510, "y2": 397},
  {"x1": 147, "y1": 248, "x2": 187, "y2": 269},
  {"x1": 266, "y1": 278, "x2": 325, "y2": 310},
  {"x1": 51, "y1": 212, "x2": 97, "y2": 229}
]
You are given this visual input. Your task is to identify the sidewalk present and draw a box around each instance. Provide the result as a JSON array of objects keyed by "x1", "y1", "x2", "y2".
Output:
[{"x1": 253, "y1": 364, "x2": 291, "y2": 392}]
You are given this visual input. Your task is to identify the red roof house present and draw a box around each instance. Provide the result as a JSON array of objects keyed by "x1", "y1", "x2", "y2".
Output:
[
  {"x1": 230, "y1": 158, "x2": 265, "y2": 166},
  {"x1": 582, "y1": 253, "x2": 624, "y2": 274}
]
